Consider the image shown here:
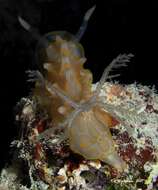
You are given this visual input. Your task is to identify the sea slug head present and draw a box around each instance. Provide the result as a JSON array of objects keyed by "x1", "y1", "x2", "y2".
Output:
[{"x1": 37, "y1": 31, "x2": 85, "y2": 67}]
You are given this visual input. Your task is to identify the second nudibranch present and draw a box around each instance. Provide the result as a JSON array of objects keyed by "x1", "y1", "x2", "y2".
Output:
[{"x1": 33, "y1": 33, "x2": 130, "y2": 172}]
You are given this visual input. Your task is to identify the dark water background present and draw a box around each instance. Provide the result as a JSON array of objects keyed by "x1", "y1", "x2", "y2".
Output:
[{"x1": 0, "y1": 0, "x2": 157, "y2": 169}]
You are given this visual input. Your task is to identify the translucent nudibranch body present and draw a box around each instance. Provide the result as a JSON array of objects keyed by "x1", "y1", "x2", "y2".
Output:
[
  {"x1": 34, "y1": 32, "x2": 93, "y2": 125},
  {"x1": 33, "y1": 31, "x2": 130, "y2": 172},
  {"x1": 19, "y1": 5, "x2": 133, "y2": 172}
]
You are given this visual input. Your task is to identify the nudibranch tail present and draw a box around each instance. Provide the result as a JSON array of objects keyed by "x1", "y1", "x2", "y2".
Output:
[{"x1": 102, "y1": 152, "x2": 127, "y2": 172}]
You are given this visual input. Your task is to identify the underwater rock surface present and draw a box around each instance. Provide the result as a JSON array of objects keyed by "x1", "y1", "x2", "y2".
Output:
[{"x1": 1, "y1": 82, "x2": 158, "y2": 190}]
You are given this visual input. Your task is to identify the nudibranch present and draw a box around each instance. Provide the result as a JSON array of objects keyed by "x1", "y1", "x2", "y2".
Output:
[{"x1": 18, "y1": 5, "x2": 133, "y2": 172}]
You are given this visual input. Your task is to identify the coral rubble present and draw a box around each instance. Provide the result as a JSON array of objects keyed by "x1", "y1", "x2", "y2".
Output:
[{"x1": 1, "y1": 82, "x2": 158, "y2": 190}]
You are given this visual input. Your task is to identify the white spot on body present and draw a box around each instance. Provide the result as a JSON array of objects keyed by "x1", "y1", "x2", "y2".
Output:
[{"x1": 58, "y1": 106, "x2": 66, "y2": 114}]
